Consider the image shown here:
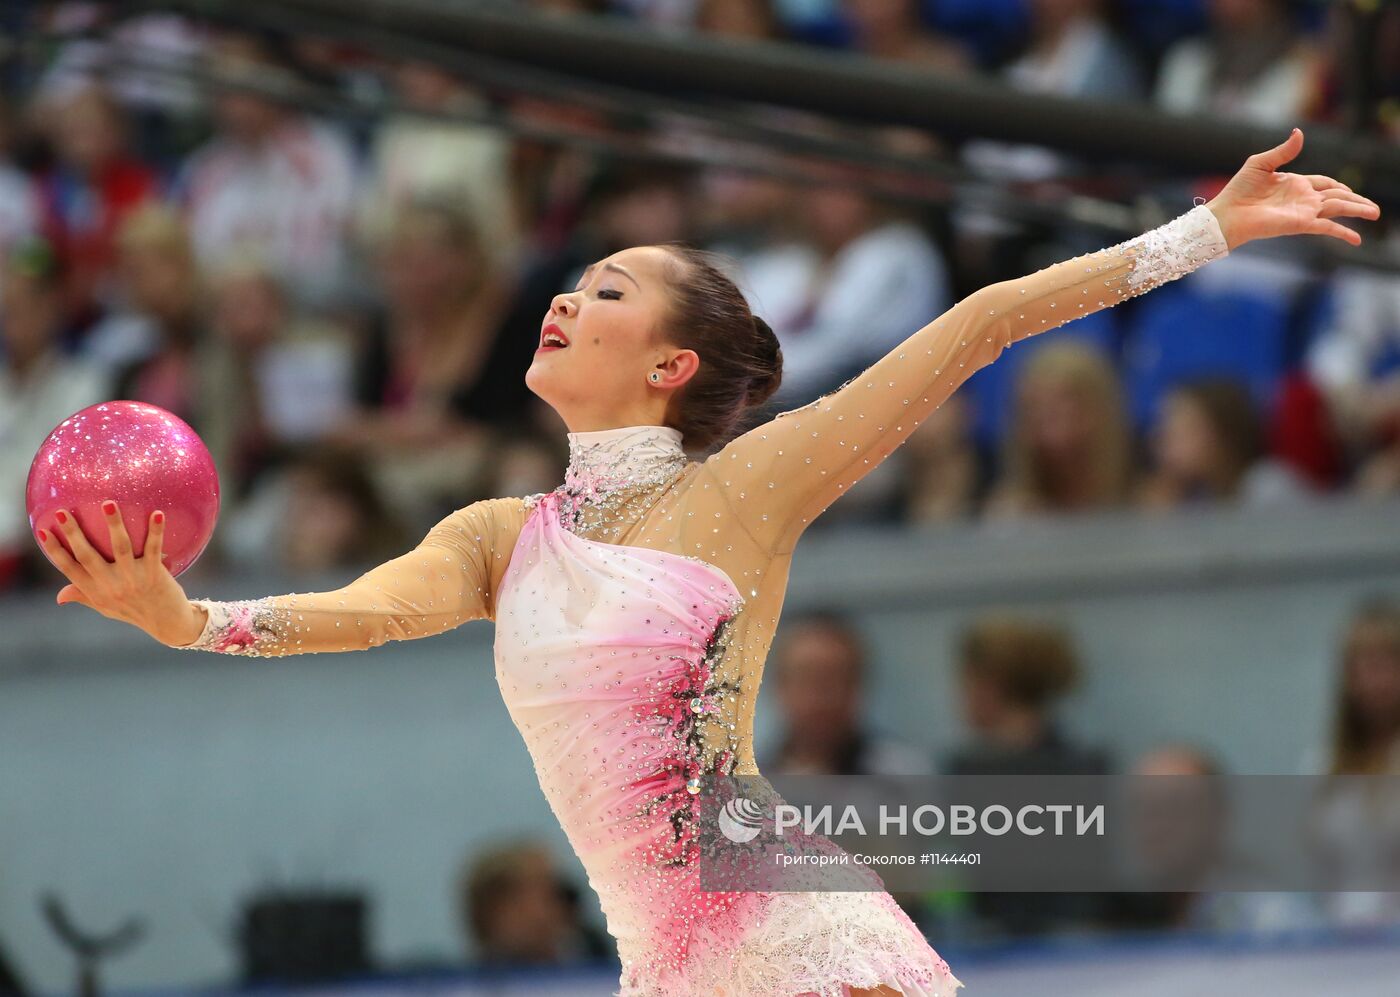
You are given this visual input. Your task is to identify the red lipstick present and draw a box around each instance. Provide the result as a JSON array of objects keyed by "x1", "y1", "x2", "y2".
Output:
[{"x1": 538, "y1": 322, "x2": 570, "y2": 352}]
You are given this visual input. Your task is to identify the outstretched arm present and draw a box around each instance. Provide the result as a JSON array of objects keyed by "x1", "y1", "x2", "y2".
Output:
[
  {"x1": 704, "y1": 128, "x2": 1380, "y2": 553},
  {"x1": 38, "y1": 496, "x2": 528, "y2": 656}
]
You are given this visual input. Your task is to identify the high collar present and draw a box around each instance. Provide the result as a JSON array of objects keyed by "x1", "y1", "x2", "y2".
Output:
[{"x1": 563, "y1": 424, "x2": 689, "y2": 499}]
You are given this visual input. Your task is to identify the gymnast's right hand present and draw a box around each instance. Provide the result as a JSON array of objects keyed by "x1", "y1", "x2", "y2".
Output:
[{"x1": 37, "y1": 501, "x2": 206, "y2": 647}]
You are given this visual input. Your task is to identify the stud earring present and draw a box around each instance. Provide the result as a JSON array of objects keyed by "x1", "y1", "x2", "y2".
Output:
[{"x1": 649, "y1": 372, "x2": 662, "y2": 383}]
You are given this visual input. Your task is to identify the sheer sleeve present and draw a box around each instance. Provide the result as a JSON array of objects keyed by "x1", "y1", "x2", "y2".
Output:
[
  {"x1": 171, "y1": 496, "x2": 528, "y2": 656},
  {"x1": 703, "y1": 204, "x2": 1230, "y2": 554}
]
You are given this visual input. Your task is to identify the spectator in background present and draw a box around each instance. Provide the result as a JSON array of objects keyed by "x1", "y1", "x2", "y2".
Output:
[
  {"x1": 217, "y1": 444, "x2": 409, "y2": 576},
  {"x1": 104, "y1": 204, "x2": 207, "y2": 431},
  {"x1": 1126, "y1": 744, "x2": 1322, "y2": 936},
  {"x1": 81, "y1": 201, "x2": 185, "y2": 370},
  {"x1": 986, "y1": 340, "x2": 1133, "y2": 518},
  {"x1": 1307, "y1": 597, "x2": 1400, "y2": 929},
  {"x1": 1012, "y1": 0, "x2": 1142, "y2": 97},
  {"x1": 203, "y1": 254, "x2": 356, "y2": 499},
  {"x1": 1137, "y1": 376, "x2": 1312, "y2": 510},
  {"x1": 361, "y1": 61, "x2": 520, "y2": 273},
  {"x1": 755, "y1": 178, "x2": 949, "y2": 411},
  {"x1": 836, "y1": 0, "x2": 972, "y2": 159},
  {"x1": 700, "y1": 168, "x2": 810, "y2": 308},
  {"x1": 27, "y1": 8, "x2": 207, "y2": 169},
  {"x1": 275, "y1": 448, "x2": 409, "y2": 575},
  {"x1": 1149, "y1": 0, "x2": 1320, "y2": 306},
  {"x1": 1322, "y1": 597, "x2": 1400, "y2": 777},
  {"x1": 898, "y1": 391, "x2": 983, "y2": 524},
  {"x1": 608, "y1": 0, "x2": 702, "y2": 30},
  {"x1": 506, "y1": 97, "x2": 600, "y2": 258},
  {"x1": 1307, "y1": 0, "x2": 1400, "y2": 139},
  {"x1": 1303, "y1": 227, "x2": 1400, "y2": 495},
  {"x1": 944, "y1": 613, "x2": 1108, "y2": 775},
  {"x1": 944, "y1": 613, "x2": 1109, "y2": 939},
  {"x1": 1154, "y1": 0, "x2": 1318, "y2": 125},
  {"x1": 700, "y1": 161, "x2": 803, "y2": 241},
  {"x1": 962, "y1": 0, "x2": 1142, "y2": 183},
  {"x1": 577, "y1": 161, "x2": 697, "y2": 266},
  {"x1": 32, "y1": 79, "x2": 158, "y2": 329},
  {"x1": 178, "y1": 31, "x2": 358, "y2": 310},
  {"x1": 0, "y1": 238, "x2": 107, "y2": 588},
  {"x1": 456, "y1": 838, "x2": 614, "y2": 967},
  {"x1": 0, "y1": 98, "x2": 39, "y2": 264},
  {"x1": 348, "y1": 196, "x2": 523, "y2": 432},
  {"x1": 761, "y1": 601, "x2": 939, "y2": 926},
  {"x1": 762, "y1": 607, "x2": 932, "y2": 776},
  {"x1": 695, "y1": 0, "x2": 780, "y2": 40},
  {"x1": 332, "y1": 195, "x2": 524, "y2": 525},
  {"x1": 1355, "y1": 419, "x2": 1400, "y2": 498},
  {"x1": 956, "y1": 0, "x2": 1141, "y2": 297},
  {"x1": 841, "y1": 0, "x2": 972, "y2": 72}
]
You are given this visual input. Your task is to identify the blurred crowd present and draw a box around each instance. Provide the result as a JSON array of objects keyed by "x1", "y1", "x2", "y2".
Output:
[
  {"x1": 1, "y1": 0, "x2": 1399, "y2": 592},
  {"x1": 757, "y1": 594, "x2": 1400, "y2": 944}
]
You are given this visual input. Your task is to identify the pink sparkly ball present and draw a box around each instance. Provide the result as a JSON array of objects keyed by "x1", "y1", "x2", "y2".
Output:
[{"x1": 26, "y1": 401, "x2": 220, "y2": 577}]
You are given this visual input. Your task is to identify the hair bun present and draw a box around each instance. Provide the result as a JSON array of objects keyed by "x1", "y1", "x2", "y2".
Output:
[
  {"x1": 745, "y1": 315, "x2": 783, "y2": 408},
  {"x1": 657, "y1": 245, "x2": 786, "y2": 449}
]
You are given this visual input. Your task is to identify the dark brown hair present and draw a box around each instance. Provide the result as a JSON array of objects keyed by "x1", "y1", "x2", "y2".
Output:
[
  {"x1": 774, "y1": 606, "x2": 869, "y2": 683},
  {"x1": 654, "y1": 245, "x2": 783, "y2": 451},
  {"x1": 287, "y1": 446, "x2": 409, "y2": 563},
  {"x1": 1330, "y1": 595, "x2": 1400, "y2": 775},
  {"x1": 457, "y1": 839, "x2": 562, "y2": 947},
  {"x1": 958, "y1": 614, "x2": 1080, "y2": 709},
  {"x1": 1170, "y1": 377, "x2": 1264, "y2": 496}
]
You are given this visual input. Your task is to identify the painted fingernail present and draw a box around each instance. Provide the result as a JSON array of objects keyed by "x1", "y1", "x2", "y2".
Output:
[
  {"x1": 55, "y1": 510, "x2": 68, "y2": 525},
  {"x1": 102, "y1": 500, "x2": 116, "y2": 515},
  {"x1": 153, "y1": 511, "x2": 164, "y2": 524},
  {"x1": 36, "y1": 529, "x2": 48, "y2": 543}
]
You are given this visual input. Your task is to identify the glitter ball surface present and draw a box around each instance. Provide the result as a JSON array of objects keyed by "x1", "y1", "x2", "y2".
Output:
[{"x1": 26, "y1": 400, "x2": 220, "y2": 576}]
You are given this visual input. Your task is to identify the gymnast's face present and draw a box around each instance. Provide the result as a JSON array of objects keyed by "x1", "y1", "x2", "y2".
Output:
[{"x1": 526, "y1": 245, "x2": 700, "y2": 431}]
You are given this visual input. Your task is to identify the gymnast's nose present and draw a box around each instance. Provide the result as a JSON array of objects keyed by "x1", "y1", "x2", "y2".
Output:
[{"x1": 550, "y1": 292, "x2": 578, "y2": 318}]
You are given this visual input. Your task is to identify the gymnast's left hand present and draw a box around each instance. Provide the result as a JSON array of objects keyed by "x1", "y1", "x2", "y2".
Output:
[{"x1": 1205, "y1": 127, "x2": 1380, "y2": 251}]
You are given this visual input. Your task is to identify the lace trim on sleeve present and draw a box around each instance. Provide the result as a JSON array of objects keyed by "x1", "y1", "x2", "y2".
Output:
[
  {"x1": 175, "y1": 598, "x2": 287, "y2": 655},
  {"x1": 1115, "y1": 204, "x2": 1229, "y2": 293}
]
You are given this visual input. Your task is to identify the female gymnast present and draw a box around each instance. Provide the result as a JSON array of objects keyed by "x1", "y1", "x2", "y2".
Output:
[{"x1": 38, "y1": 128, "x2": 1379, "y2": 997}]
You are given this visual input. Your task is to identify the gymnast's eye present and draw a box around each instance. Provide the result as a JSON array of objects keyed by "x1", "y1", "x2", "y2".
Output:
[{"x1": 597, "y1": 287, "x2": 624, "y2": 300}]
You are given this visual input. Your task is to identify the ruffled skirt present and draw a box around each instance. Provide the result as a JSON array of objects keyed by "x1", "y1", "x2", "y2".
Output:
[{"x1": 615, "y1": 888, "x2": 962, "y2": 997}]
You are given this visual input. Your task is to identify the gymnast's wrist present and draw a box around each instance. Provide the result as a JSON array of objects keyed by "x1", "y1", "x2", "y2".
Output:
[
  {"x1": 165, "y1": 600, "x2": 208, "y2": 648},
  {"x1": 1201, "y1": 197, "x2": 1241, "y2": 252}
]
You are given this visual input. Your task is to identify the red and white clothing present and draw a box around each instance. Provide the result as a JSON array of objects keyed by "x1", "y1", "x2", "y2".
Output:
[{"x1": 178, "y1": 118, "x2": 358, "y2": 307}]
